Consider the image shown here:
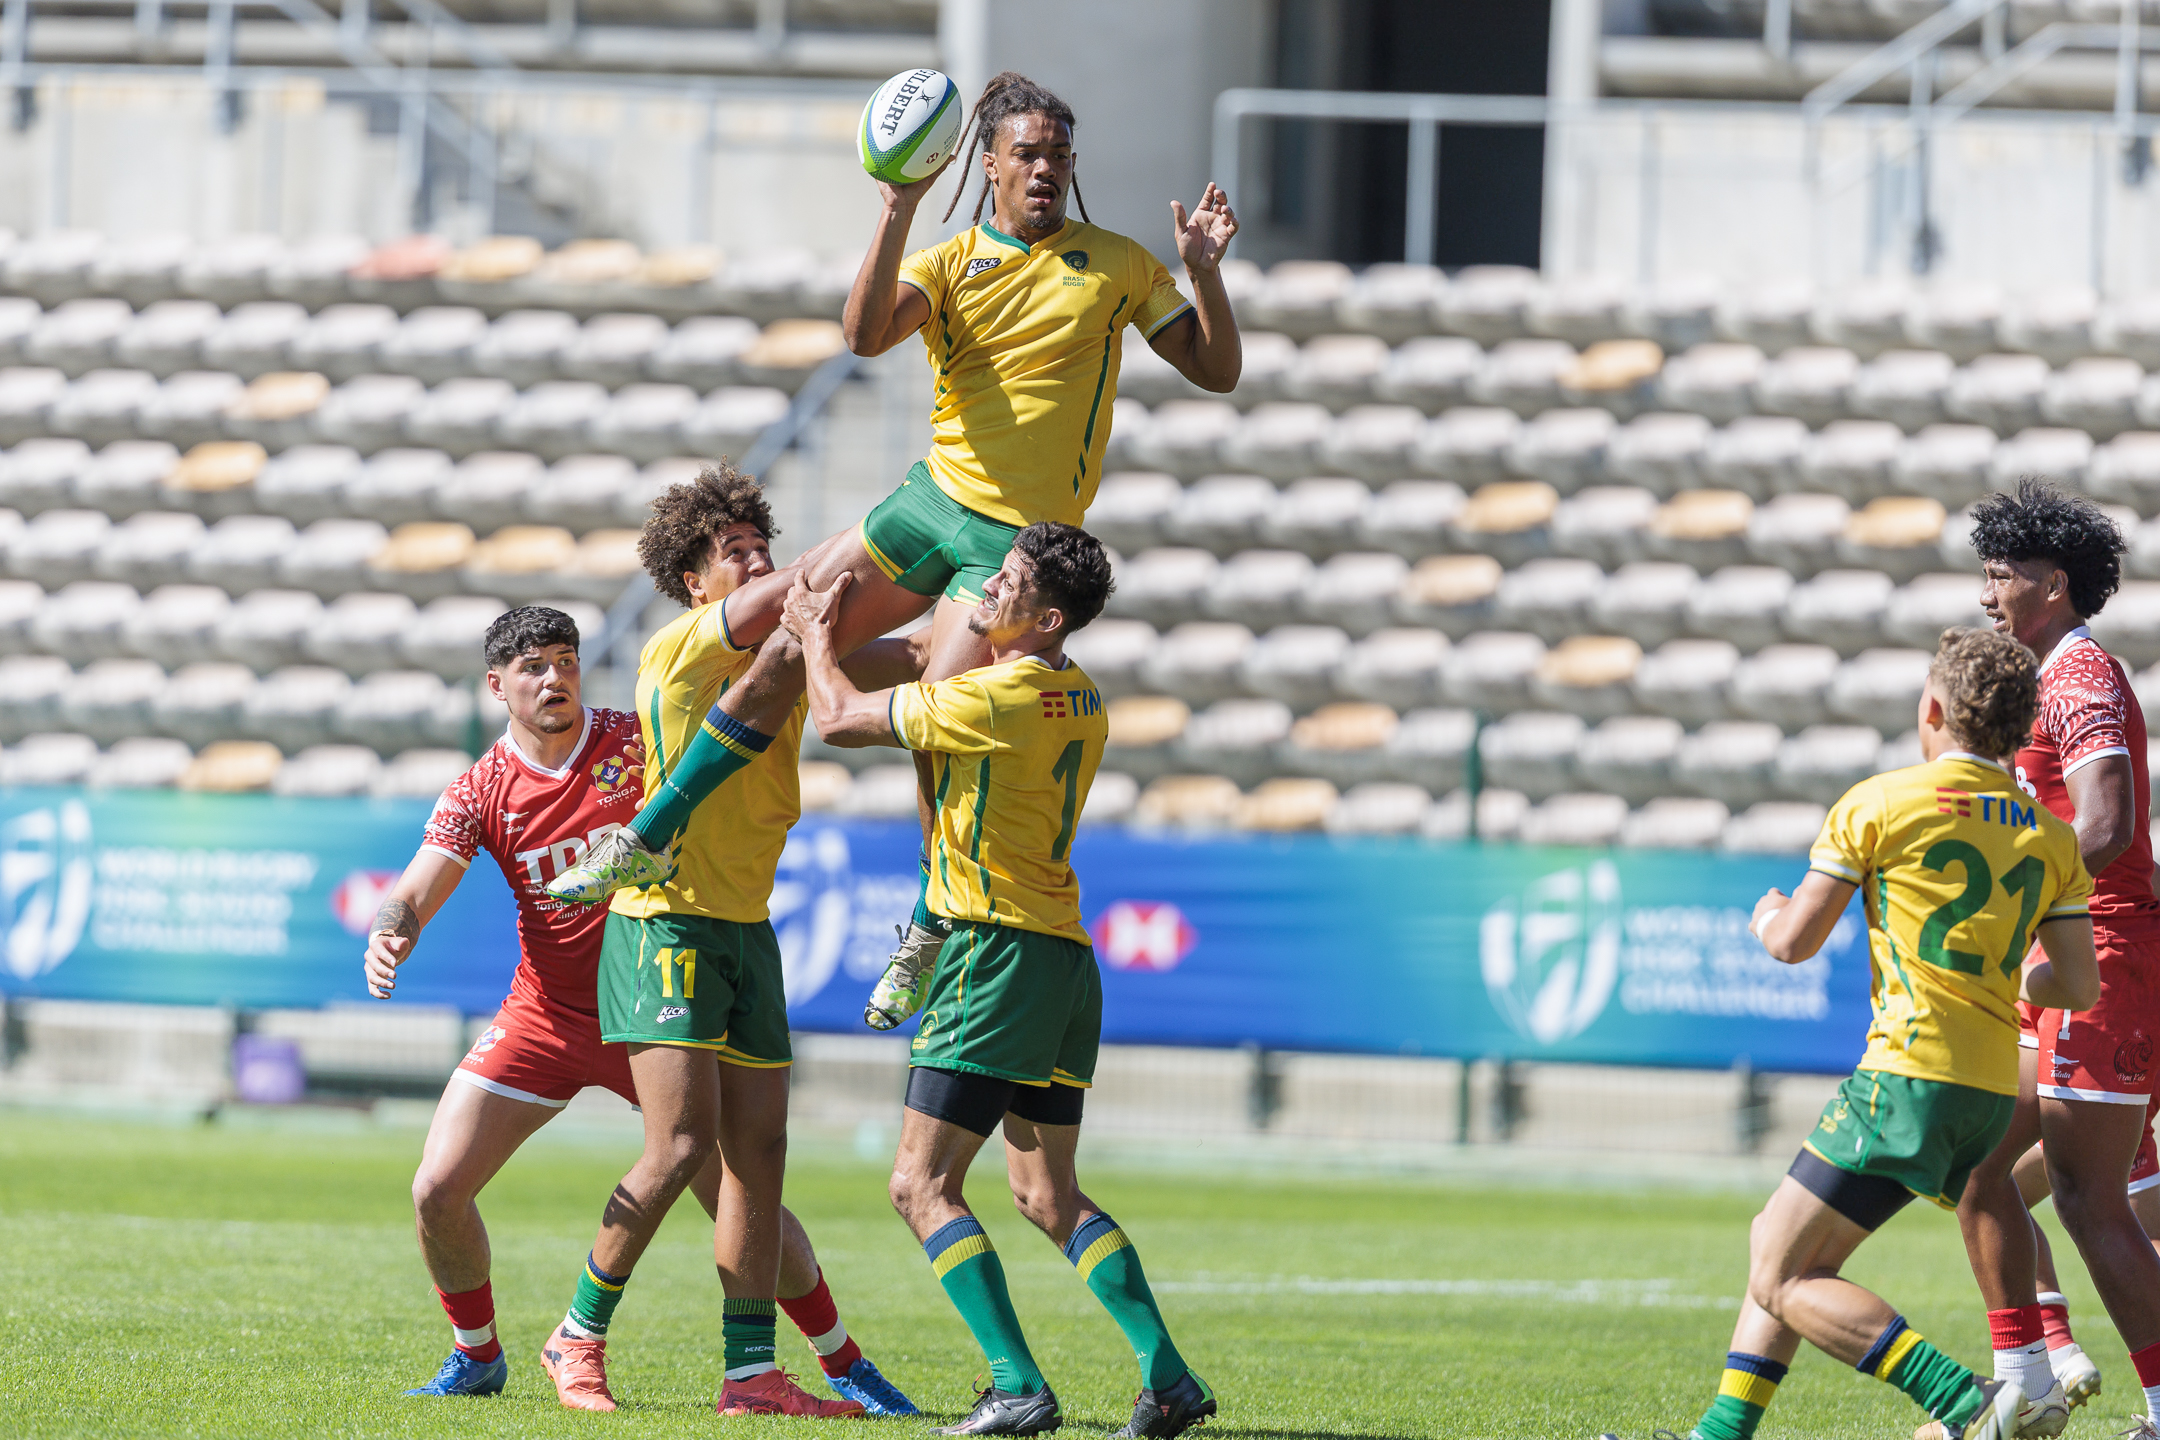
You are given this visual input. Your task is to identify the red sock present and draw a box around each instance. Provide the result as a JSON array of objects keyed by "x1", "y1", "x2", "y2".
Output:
[
  {"x1": 2131, "y1": 1339, "x2": 2160, "y2": 1389},
  {"x1": 436, "y1": 1282, "x2": 502, "y2": 1364},
  {"x1": 778, "y1": 1270, "x2": 864, "y2": 1379},
  {"x1": 1989, "y1": 1305, "x2": 2046, "y2": 1350},
  {"x1": 2037, "y1": 1291, "x2": 2076, "y2": 1350}
]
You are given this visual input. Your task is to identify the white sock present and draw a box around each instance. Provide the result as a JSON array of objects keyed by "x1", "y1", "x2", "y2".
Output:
[
  {"x1": 559, "y1": 1310, "x2": 602, "y2": 1341},
  {"x1": 808, "y1": 1319, "x2": 850, "y2": 1357},
  {"x1": 725, "y1": 1361, "x2": 778, "y2": 1381},
  {"x1": 2145, "y1": 1382, "x2": 2160, "y2": 1426},
  {"x1": 1994, "y1": 1339, "x2": 2051, "y2": 1396}
]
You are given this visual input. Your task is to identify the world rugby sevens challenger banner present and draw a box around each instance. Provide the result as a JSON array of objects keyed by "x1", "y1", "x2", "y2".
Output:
[{"x1": 0, "y1": 786, "x2": 1873, "y2": 1074}]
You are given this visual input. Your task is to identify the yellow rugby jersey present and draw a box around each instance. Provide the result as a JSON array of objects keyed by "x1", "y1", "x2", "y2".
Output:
[
  {"x1": 609, "y1": 600, "x2": 805, "y2": 924},
  {"x1": 897, "y1": 219, "x2": 1192, "y2": 528},
  {"x1": 1809, "y1": 752, "x2": 2092, "y2": 1095},
  {"x1": 889, "y1": 653, "x2": 1107, "y2": 943}
]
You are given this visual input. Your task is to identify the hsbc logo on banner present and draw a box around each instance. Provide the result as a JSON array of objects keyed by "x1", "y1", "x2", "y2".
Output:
[
  {"x1": 1091, "y1": 901, "x2": 1197, "y2": 972},
  {"x1": 331, "y1": 869, "x2": 399, "y2": 937}
]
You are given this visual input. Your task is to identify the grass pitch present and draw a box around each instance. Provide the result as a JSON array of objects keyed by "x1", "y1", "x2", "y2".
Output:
[{"x1": 0, "y1": 1107, "x2": 2140, "y2": 1440}]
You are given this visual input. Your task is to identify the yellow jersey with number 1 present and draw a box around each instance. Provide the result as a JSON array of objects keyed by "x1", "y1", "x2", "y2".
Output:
[
  {"x1": 896, "y1": 219, "x2": 1192, "y2": 529},
  {"x1": 888, "y1": 654, "x2": 1108, "y2": 943},
  {"x1": 1809, "y1": 751, "x2": 2091, "y2": 1096},
  {"x1": 609, "y1": 600, "x2": 806, "y2": 925}
]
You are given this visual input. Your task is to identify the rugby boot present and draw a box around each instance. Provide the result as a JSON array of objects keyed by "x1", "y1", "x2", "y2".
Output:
[
  {"x1": 1963, "y1": 1379, "x2": 2026, "y2": 1440},
  {"x1": 717, "y1": 1367, "x2": 866, "y2": 1417},
  {"x1": 933, "y1": 1382, "x2": 1062, "y2": 1435},
  {"x1": 826, "y1": 1355, "x2": 920, "y2": 1416},
  {"x1": 864, "y1": 922, "x2": 943, "y2": 1030},
  {"x1": 1113, "y1": 1370, "x2": 1216, "y2": 1439},
  {"x1": 2051, "y1": 1346, "x2": 2102, "y2": 1410},
  {"x1": 403, "y1": 1348, "x2": 507, "y2": 1396},
  {"x1": 545, "y1": 827, "x2": 673, "y2": 904},
  {"x1": 2116, "y1": 1420, "x2": 2160, "y2": 1440},
  {"x1": 1918, "y1": 1380, "x2": 2071, "y2": 1440},
  {"x1": 540, "y1": 1331, "x2": 618, "y2": 1411}
]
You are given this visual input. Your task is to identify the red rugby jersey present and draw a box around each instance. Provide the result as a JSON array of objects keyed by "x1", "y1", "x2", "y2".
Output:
[
  {"x1": 2013, "y1": 628, "x2": 2160, "y2": 943},
  {"x1": 417, "y1": 707, "x2": 646, "y2": 1012}
]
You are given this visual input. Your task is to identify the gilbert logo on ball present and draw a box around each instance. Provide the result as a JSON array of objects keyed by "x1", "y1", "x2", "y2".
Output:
[{"x1": 860, "y1": 68, "x2": 961, "y2": 184}]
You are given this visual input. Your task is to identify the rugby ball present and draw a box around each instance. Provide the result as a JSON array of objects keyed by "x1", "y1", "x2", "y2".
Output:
[{"x1": 860, "y1": 68, "x2": 963, "y2": 185}]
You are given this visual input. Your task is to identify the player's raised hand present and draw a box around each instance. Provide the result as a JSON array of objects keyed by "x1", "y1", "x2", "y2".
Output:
[
  {"x1": 1172, "y1": 182, "x2": 1239, "y2": 274},
  {"x1": 364, "y1": 929, "x2": 410, "y2": 998},
  {"x1": 1749, "y1": 887, "x2": 1790, "y2": 943},
  {"x1": 874, "y1": 151, "x2": 959, "y2": 212},
  {"x1": 782, "y1": 570, "x2": 852, "y2": 645}
]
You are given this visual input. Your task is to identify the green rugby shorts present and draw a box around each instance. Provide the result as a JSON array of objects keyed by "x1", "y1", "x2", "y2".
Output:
[
  {"x1": 1802, "y1": 1069, "x2": 2015, "y2": 1211},
  {"x1": 857, "y1": 462, "x2": 1022, "y2": 603},
  {"x1": 910, "y1": 919, "x2": 1100, "y2": 1090},
  {"x1": 597, "y1": 910, "x2": 792, "y2": 1067}
]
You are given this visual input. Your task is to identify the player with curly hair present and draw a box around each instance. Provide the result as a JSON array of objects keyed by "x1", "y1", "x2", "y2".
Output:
[
  {"x1": 1929, "y1": 479, "x2": 2160, "y2": 1440},
  {"x1": 547, "y1": 71, "x2": 1242, "y2": 1037},
  {"x1": 1656, "y1": 627, "x2": 2097, "y2": 1440},
  {"x1": 360, "y1": 594, "x2": 912, "y2": 1412}
]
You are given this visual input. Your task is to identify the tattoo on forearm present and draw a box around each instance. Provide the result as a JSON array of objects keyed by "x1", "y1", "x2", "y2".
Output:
[{"x1": 373, "y1": 898, "x2": 418, "y2": 939}]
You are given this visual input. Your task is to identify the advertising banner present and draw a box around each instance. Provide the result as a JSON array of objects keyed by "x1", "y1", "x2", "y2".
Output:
[{"x1": 0, "y1": 786, "x2": 1872, "y2": 1075}]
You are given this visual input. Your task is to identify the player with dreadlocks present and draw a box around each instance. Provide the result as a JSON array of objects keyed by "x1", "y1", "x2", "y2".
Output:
[
  {"x1": 1928, "y1": 479, "x2": 2160, "y2": 1440},
  {"x1": 548, "y1": 70, "x2": 1242, "y2": 1027}
]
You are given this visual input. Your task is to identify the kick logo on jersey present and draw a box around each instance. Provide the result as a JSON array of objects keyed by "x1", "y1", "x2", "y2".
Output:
[{"x1": 965, "y1": 256, "x2": 1002, "y2": 279}]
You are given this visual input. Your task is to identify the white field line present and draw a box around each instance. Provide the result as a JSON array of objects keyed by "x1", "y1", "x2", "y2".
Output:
[{"x1": 1149, "y1": 1276, "x2": 1736, "y2": 1307}]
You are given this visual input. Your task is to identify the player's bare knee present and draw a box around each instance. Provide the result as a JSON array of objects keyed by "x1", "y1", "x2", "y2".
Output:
[
  {"x1": 649, "y1": 1129, "x2": 717, "y2": 1190},
  {"x1": 411, "y1": 1168, "x2": 464, "y2": 1226},
  {"x1": 1005, "y1": 1176, "x2": 1069, "y2": 1236}
]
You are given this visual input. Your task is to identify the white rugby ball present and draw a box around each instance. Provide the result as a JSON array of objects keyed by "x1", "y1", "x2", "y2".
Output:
[{"x1": 859, "y1": 68, "x2": 963, "y2": 185}]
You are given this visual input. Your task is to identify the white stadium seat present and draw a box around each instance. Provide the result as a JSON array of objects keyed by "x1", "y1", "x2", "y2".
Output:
[
  {"x1": 0, "y1": 575, "x2": 38, "y2": 652},
  {"x1": 33, "y1": 579, "x2": 138, "y2": 663},
  {"x1": 1990, "y1": 427, "x2": 2094, "y2": 492},
  {"x1": 1131, "y1": 399, "x2": 1239, "y2": 479},
  {"x1": 1776, "y1": 724, "x2": 1885, "y2": 803},
  {"x1": 8, "y1": 506, "x2": 110, "y2": 586},
  {"x1": 216, "y1": 588, "x2": 325, "y2": 671},
  {"x1": 1676, "y1": 719, "x2": 1787, "y2": 808},
  {"x1": 252, "y1": 444, "x2": 362, "y2": 525},
  {"x1": 646, "y1": 315, "x2": 759, "y2": 392},
  {"x1": 1607, "y1": 411, "x2": 1712, "y2": 495},
  {"x1": 495, "y1": 380, "x2": 609, "y2": 459},
  {"x1": 1287, "y1": 333, "x2": 1390, "y2": 411},
  {"x1": 1335, "y1": 627, "x2": 1450, "y2": 710},
  {"x1": 1851, "y1": 348, "x2": 1953, "y2": 432},
  {"x1": 339, "y1": 671, "x2": 457, "y2": 755},
  {"x1": 406, "y1": 377, "x2": 519, "y2": 455},
  {"x1": 1729, "y1": 642, "x2": 1842, "y2": 729},
  {"x1": 1358, "y1": 479, "x2": 1465, "y2": 557},
  {"x1": 528, "y1": 454, "x2": 636, "y2": 534},
  {"x1": 1325, "y1": 780, "x2": 1435, "y2": 835},
  {"x1": 1591, "y1": 560, "x2": 1699, "y2": 649},
  {"x1": 1477, "y1": 709, "x2": 1586, "y2": 800},
  {"x1": 1829, "y1": 646, "x2": 1933, "y2": 732},
  {"x1": 382, "y1": 306, "x2": 491, "y2": 385},
  {"x1": 1801, "y1": 418, "x2": 1902, "y2": 503},
  {"x1": 0, "y1": 438, "x2": 93, "y2": 517},
  {"x1": 139, "y1": 370, "x2": 243, "y2": 448},
  {"x1": 2002, "y1": 286, "x2": 2099, "y2": 366},
  {"x1": 1949, "y1": 352, "x2": 2049, "y2": 434},
  {"x1": 1754, "y1": 345, "x2": 1859, "y2": 427},
  {"x1": 28, "y1": 297, "x2": 131, "y2": 374},
  {"x1": 0, "y1": 366, "x2": 68, "y2": 447},
  {"x1": 1894, "y1": 423, "x2": 1997, "y2": 508},
  {"x1": 290, "y1": 303, "x2": 402, "y2": 382},
  {"x1": 201, "y1": 302, "x2": 309, "y2": 378},
  {"x1": 88, "y1": 735, "x2": 193, "y2": 788},
  {"x1": 1529, "y1": 274, "x2": 1629, "y2": 347},
  {"x1": 1323, "y1": 403, "x2": 1427, "y2": 484},
  {"x1": 1472, "y1": 339, "x2": 1577, "y2": 417},
  {"x1": 1658, "y1": 342, "x2": 1764, "y2": 425},
  {"x1": 1222, "y1": 401, "x2": 1336, "y2": 482},
  {"x1": 1746, "y1": 492, "x2": 1851, "y2": 577},
  {"x1": 1906, "y1": 282, "x2": 2003, "y2": 361},
  {"x1": 1169, "y1": 474, "x2": 1278, "y2": 554},
  {"x1": 1204, "y1": 549, "x2": 1314, "y2": 632},
  {"x1": 1721, "y1": 801, "x2": 1831, "y2": 853},
  {"x1": 474, "y1": 309, "x2": 581, "y2": 388},
  {"x1": 271, "y1": 743, "x2": 384, "y2": 797},
  {"x1": 50, "y1": 367, "x2": 160, "y2": 446},
  {"x1": 2091, "y1": 581, "x2": 2160, "y2": 668},
  {"x1": 1495, "y1": 556, "x2": 1607, "y2": 643},
  {"x1": 181, "y1": 233, "x2": 287, "y2": 309},
  {"x1": 1176, "y1": 698, "x2": 1295, "y2": 788},
  {"x1": 94, "y1": 510, "x2": 204, "y2": 589},
  {"x1": 1519, "y1": 791, "x2": 1631, "y2": 848},
  {"x1": 1508, "y1": 407, "x2": 1615, "y2": 493},
  {"x1": 372, "y1": 748, "x2": 478, "y2": 799},
  {"x1": 0, "y1": 656, "x2": 73, "y2": 740},
  {"x1": 1303, "y1": 551, "x2": 1409, "y2": 635},
  {"x1": 1440, "y1": 629, "x2": 1546, "y2": 713},
  {"x1": 1415, "y1": 406, "x2": 1522, "y2": 486},
  {"x1": 1421, "y1": 785, "x2": 1531, "y2": 843},
  {"x1": 400, "y1": 595, "x2": 513, "y2": 678},
  {"x1": 561, "y1": 312, "x2": 669, "y2": 388},
  {"x1": 1576, "y1": 713, "x2": 1685, "y2": 804},
  {"x1": 1627, "y1": 275, "x2": 1721, "y2": 352},
  {"x1": 2093, "y1": 432, "x2": 2160, "y2": 513},
  {"x1": 280, "y1": 518, "x2": 389, "y2": 598},
  {"x1": 124, "y1": 583, "x2": 229, "y2": 665},
  {"x1": 681, "y1": 386, "x2": 790, "y2": 462},
  {"x1": 306, "y1": 591, "x2": 420, "y2": 675},
  {"x1": 242, "y1": 664, "x2": 351, "y2": 751},
  {"x1": 1552, "y1": 484, "x2": 1656, "y2": 568},
  {"x1": 1250, "y1": 260, "x2": 1353, "y2": 341},
  {"x1": 61, "y1": 657, "x2": 166, "y2": 744},
  {"x1": 315, "y1": 374, "x2": 426, "y2": 452},
  {"x1": 1633, "y1": 637, "x2": 1741, "y2": 725},
  {"x1": 589, "y1": 384, "x2": 700, "y2": 464},
  {"x1": 189, "y1": 514, "x2": 299, "y2": 594},
  {"x1": 1621, "y1": 795, "x2": 1733, "y2": 849},
  {"x1": 1813, "y1": 278, "x2": 1910, "y2": 359},
  {"x1": 1376, "y1": 336, "x2": 1483, "y2": 414},
  {"x1": 152, "y1": 661, "x2": 257, "y2": 747},
  {"x1": 1340, "y1": 263, "x2": 1446, "y2": 344},
  {"x1": 1436, "y1": 264, "x2": 1540, "y2": 346},
  {"x1": 1381, "y1": 706, "x2": 1478, "y2": 792},
  {"x1": 1688, "y1": 564, "x2": 1794, "y2": 651},
  {"x1": 1784, "y1": 567, "x2": 1896, "y2": 655},
  {"x1": 116, "y1": 299, "x2": 220, "y2": 376},
  {"x1": 1263, "y1": 477, "x2": 1372, "y2": 557},
  {"x1": 1062, "y1": 618, "x2": 1156, "y2": 699},
  {"x1": 347, "y1": 446, "x2": 455, "y2": 527},
  {"x1": 2046, "y1": 356, "x2": 2143, "y2": 438},
  {"x1": 2100, "y1": 292, "x2": 2160, "y2": 369},
  {"x1": 1137, "y1": 620, "x2": 1255, "y2": 705},
  {"x1": 1090, "y1": 472, "x2": 1182, "y2": 555},
  {"x1": 1107, "y1": 547, "x2": 1219, "y2": 628},
  {"x1": 76, "y1": 439, "x2": 181, "y2": 518},
  {"x1": 0, "y1": 729, "x2": 99, "y2": 784},
  {"x1": 1705, "y1": 414, "x2": 1808, "y2": 499},
  {"x1": 1884, "y1": 572, "x2": 1987, "y2": 648}
]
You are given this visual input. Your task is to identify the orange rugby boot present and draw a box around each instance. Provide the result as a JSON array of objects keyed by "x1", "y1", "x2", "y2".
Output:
[
  {"x1": 540, "y1": 1330, "x2": 618, "y2": 1412},
  {"x1": 717, "y1": 1367, "x2": 867, "y2": 1418}
]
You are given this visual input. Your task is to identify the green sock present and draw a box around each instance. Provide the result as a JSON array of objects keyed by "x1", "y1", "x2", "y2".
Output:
[
  {"x1": 909, "y1": 849, "x2": 938, "y2": 932},
  {"x1": 628, "y1": 703, "x2": 771, "y2": 847},
  {"x1": 563, "y1": 1251, "x2": 628, "y2": 1338},
  {"x1": 1063, "y1": 1213, "x2": 1187, "y2": 1390},
  {"x1": 1695, "y1": 1351, "x2": 1787, "y2": 1440},
  {"x1": 924, "y1": 1215, "x2": 1045, "y2": 1395},
  {"x1": 1863, "y1": 1317, "x2": 1986, "y2": 1426},
  {"x1": 722, "y1": 1296, "x2": 778, "y2": 1379}
]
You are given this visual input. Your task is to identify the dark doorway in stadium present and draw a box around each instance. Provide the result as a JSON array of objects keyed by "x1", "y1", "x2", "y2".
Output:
[{"x1": 1271, "y1": 0, "x2": 1548, "y2": 270}]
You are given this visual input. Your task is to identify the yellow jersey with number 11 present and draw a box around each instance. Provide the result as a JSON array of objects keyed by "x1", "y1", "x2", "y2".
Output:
[
  {"x1": 1808, "y1": 751, "x2": 2091, "y2": 1096},
  {"x1": 889, "y1": 653, "x2": 1107, "y2": 944},
  {"x1": 896, "y1": 219, "x2": 1192, "y2": 529}
]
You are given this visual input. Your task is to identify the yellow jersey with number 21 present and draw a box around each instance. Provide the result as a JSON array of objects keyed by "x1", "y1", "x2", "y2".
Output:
[
  {"x1": 1809, "y1": 751, "x2": 2091, "y2": 1096},
  {"x1": 897, "y1": 219, "x2": 1192, "y2": 529},
  {"x1": 889, "y1": 654, "x2": 1107, "y2": 944}
]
